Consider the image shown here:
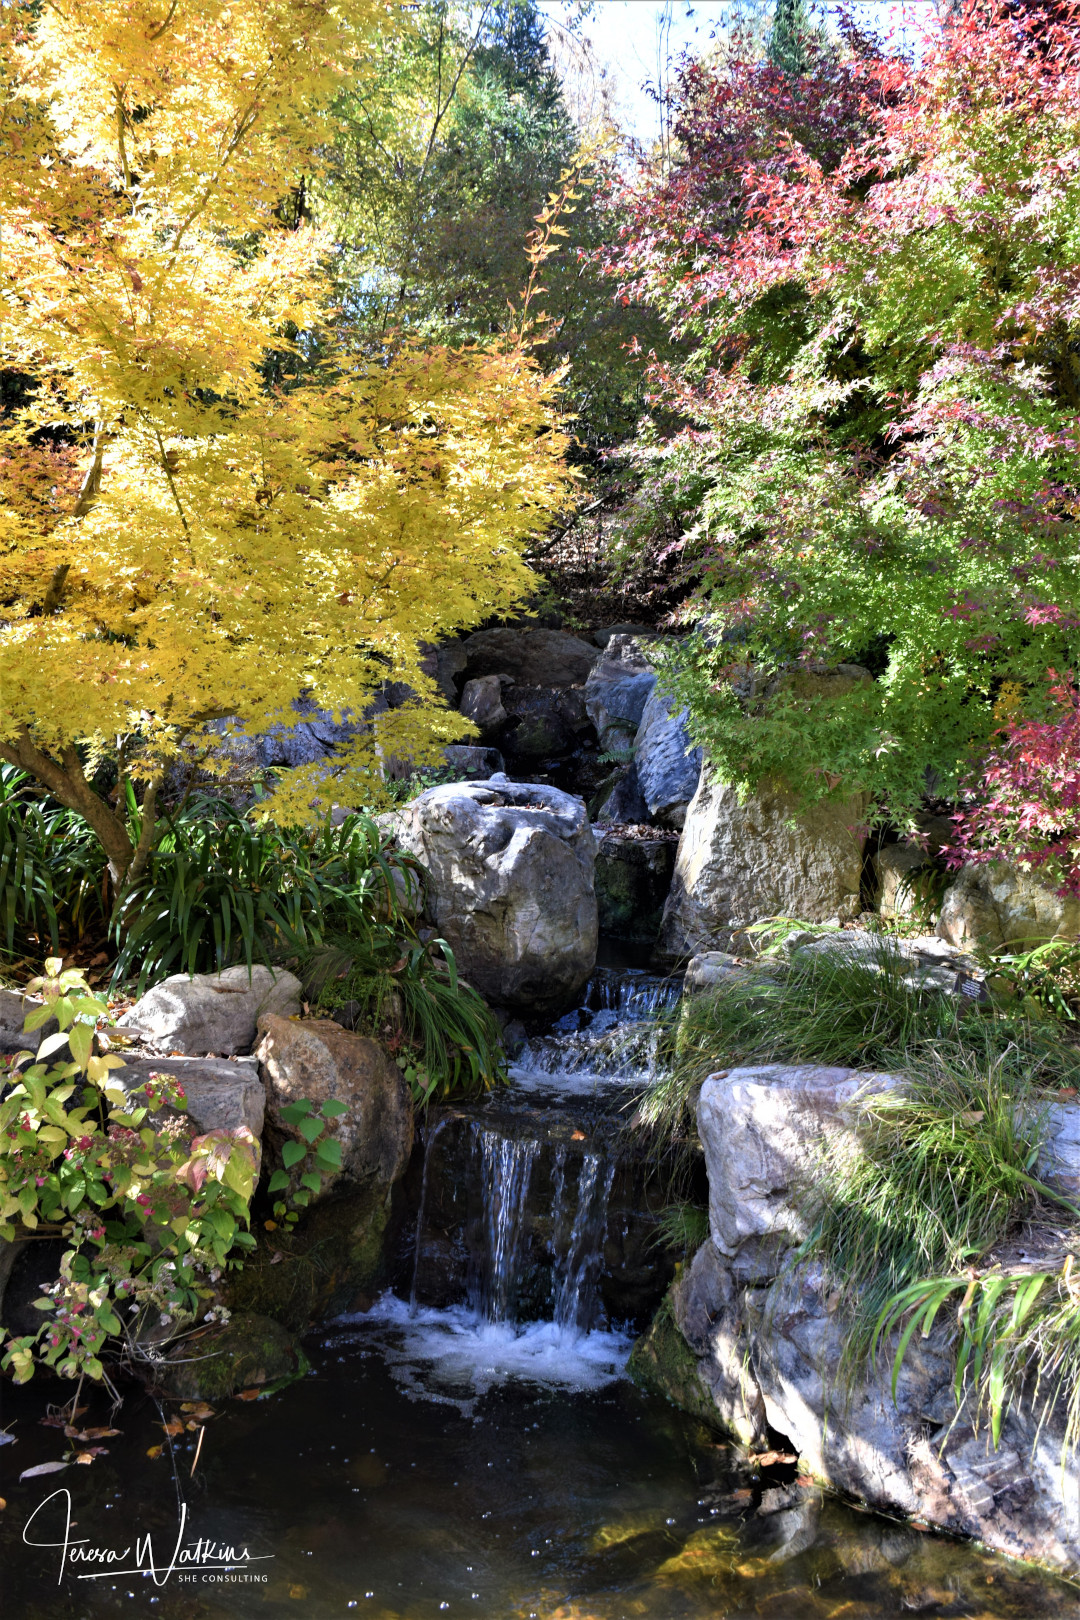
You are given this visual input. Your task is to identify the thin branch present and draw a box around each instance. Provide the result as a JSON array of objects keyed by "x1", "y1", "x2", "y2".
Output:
[{"x1": 73, "y1": 422, "x2": 105, "y2": 518}]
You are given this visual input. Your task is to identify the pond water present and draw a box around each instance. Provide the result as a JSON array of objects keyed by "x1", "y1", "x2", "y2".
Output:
[{"x1": 2, "y1": 965, "x2": 1079, "y2": 1619}]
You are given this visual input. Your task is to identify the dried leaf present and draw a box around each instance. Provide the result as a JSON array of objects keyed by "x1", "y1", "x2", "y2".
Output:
[
  {"x1": 750, "y1": 1450, "x2": 797, "y2": 1469},
  {"x1": 269, "y1": 1250, "x2": 284, "y2": 1265},
  {"x1": 161, "y1": 1418, "x2": 184, "y2": 1438},
  {"x1": 73, "y1": 1452, "x2": 95, "y2": 1465},
  {"x1": 179, "y1": 1403, "x2": 215, "y2": 1421},
  {"x1": 81, "y1": 1426, "x2": 121, "y2": 1439},
  {"x1": 146, "y1": 1444, "x2": 163, "y2": 1459},
  {"x1": 20, "y1": 1461, "x2": 68, "y2": 1480},
  {"x1": 234, "y1": 1387, "x2": 266, "y2": 1401}
]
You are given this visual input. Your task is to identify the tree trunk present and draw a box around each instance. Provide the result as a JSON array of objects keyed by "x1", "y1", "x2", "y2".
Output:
[{"x1": 0, "y1": 729, "x2": 138, "y2": 890}]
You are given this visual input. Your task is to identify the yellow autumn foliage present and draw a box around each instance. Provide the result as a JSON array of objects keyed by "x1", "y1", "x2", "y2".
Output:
[{"x1": 0, "y1": 0, "x2": 571, "y2": 868}]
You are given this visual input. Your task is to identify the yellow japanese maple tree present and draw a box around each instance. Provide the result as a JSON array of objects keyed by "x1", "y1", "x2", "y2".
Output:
[{"x1": 0, "y1": 1, "x2": 571, "y2": 888}]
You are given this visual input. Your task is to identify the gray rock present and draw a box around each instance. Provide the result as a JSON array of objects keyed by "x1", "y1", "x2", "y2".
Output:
[
  {"x1": 391, "y1": 776, "x2": 597, "y2": 1011},
  {"x1": 499, "y1": 685, "x2": 577, "y2": 760},
  {"x1": 257, "y1": 1015, "x2": 413, "y2": 1194},
  {"x1": 594, "y1": 832, "x2": 676, "y2": 944},
  {"x1": 662, "y1": 1060, "x2": 1080, "y2": 1572},
  {"x1": 583, "y1": 635, "x2": 656, "y2": 752},
  {"x1": 442, "y1": 744, "x2": 505, "y2": 780},
  {"x1": 656, "y1": 772, "x2": 867, "y2": 961},
  {"x1": 591, "y1": 623, "x2": 664, "y2": 649},
  {"x1": 0, "y1": 989, "x2": 57, "y2": 1055},
  {"x1": 874, "y1": 842, "x2": 935, "y2": 922},
  {"x1": 938, "y1": 861, "x2": 1080, "y2": 950},
  {"x1": 697, "y1": 1063, "x2": 900, "y2": 1258},
  {"x1": 118, "y1": 1055, "x2": 266, "y2": 1137},
  {"x1": 461, "y1": 628, "x2": 598, "y2": 688},
  {"x1": 460, "y1": 674, "x2": 508, "y2": 735},
  {"x1": 118, "y1": 965, "x2": 302, "y2": 1056},
  {"x1": 633, "y1": 688, "x2": 702, "y2": 826},
  {"x1": 594, "y1": 762, "x2": 649, "y2": 825},
  {"x1": 683, "y1": 952, "x2": 742, "y2": 994}
]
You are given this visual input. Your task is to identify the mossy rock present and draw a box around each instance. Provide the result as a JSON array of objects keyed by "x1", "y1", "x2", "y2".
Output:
[
  {"x1": 628, "y1": 1291, "x2": 723, "y2": 1431},
  {"x1": 159, "y1": 1312, "x2": 305, "y2": 1402},
  {"x1": 224, "y1": 1185, "x2": 395, "y2": 1330}
]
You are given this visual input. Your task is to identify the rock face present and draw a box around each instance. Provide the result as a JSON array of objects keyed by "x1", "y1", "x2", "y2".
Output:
[
  {"x1": 499, "y1": 684, "x2": 579, "y2": 760},
  {"x1": 874, "y1": 841, "x2": 937, "y2": 923},
  {"x1": 594, "y1": 762, "x2": 649, "y2": 825},
  {"x1": 390, "y1": 776, "x2": 597, "y2": 1010},
  {"x1": 683, "y1": 951, "x2": 741, "y2": 995},
  {"x1": 633, "y1": 689, "x2": 702, "y2": 827},
  {"x1": 937, "y1": 861, "x2": 1080, "y2": 950},
  {"x1": 0, "y1": 989, "x2": 56, "y2": 1054},
  {"x1": 583, "y1": 634, "x2": 656, "y2": 753},
  {"x1": 441, "y1": 743, "x2": 505, "y2": 780},
  {"x1": 119, "y1": 1055, "x2": 266, "y2": 1137},
  {"x1": 118, "y1": 964, "x2": 302, "y2": 1056},
  {"x1": 256, "y1": 1016, "x2": 413, "y2": 1194},
  {"x1": 656, "y1": 773, "x2": 866, "y2": 961},
  {"x1": 635, "y1": 1060, "x2": 1080, "y2": 1574},
  {"x1": 594, "y1": 832, "x2": 676, "y2": 944},
  {"x1": 460, "y1": 673, "x2": 508, "y2": 735},
  {"x1": 460, "y1": 627, "x2": 597, "y2": 688}
]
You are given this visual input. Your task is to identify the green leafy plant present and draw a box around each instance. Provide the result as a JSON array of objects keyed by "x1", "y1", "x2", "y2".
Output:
[
  {"x1": 266, "y1": 1098, "x2": 349, "y2": 1229},
  {"x1": 0, "y1": 961, "x2": 257, "y2": 1386},
  {"x1": 873, "y1": 1258, "x2": 1080, "y2": 1460},
  {"x1": 112, "y1": 799, "x2": 422, "y2": 992},
  {"x1": 302, "y1": 933, "x2": 505, "y2": 1103},
  {"x1": 0, "y1": 767, "x2": 106, "y2": 959},
  {"x1": 984, "y1": 940, "x2": 1080, "y2": 1025},
  {"x1": 652, "y1": 1201, "x2": 710, "y2": 1257}
]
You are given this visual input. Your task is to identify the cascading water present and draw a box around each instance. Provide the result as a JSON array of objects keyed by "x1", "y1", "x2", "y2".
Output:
[
  {"x1": 552, "y1": 1152, "x2": 616, "y2": 1331},
  {"x1": 472, "y1": 1128, "x2": 539, "y2": 1322}
]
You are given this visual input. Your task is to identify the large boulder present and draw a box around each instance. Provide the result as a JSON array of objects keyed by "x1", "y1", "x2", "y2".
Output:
[
  {"x1": 118, "y1": 964, "x2": 302, "y2": 1056},
  {"x1": 499, "y1": 684, "x2": 580, "y2": 760},
  {"x1": 159, "y1": 1311, "x2": 304, "y2": 1401},
  {"x1": 583, "y1": 634, "x2": 656, "y2": 753},
  {"x1": 390, "y1": 776, "x2": 597, "y2": 1010},
  {"x1": 256, "y1": 1015, "x2": 413, "y2": 1194},
  {"x1": 460, "y1": 627, "x2": 597, "y2": 688},
  {"x1": 631, "y1": 1062, "x2": 1080, "y2": 1572},
  {"x1": 118, "y1": 1055, "x2": 266, "y2": 1137},
  {"x1": 937, "y1": 861, "x2": 1080, "y2": 950},
  {"x1": 656, "y1": 773, "x2": 867, "y2": 961},
  {"x1": 460, "y1": 673, "x2": 509, "y2": 735},
  {"x1": 632, "y1": 688, "x2": 702, "y2": 826},
  {"x1": 594, "y1": 761, "x2": 649, "y2": 825},
  {"x1": 0, "y1": 988, "x2": 56, "y2": 1055}
]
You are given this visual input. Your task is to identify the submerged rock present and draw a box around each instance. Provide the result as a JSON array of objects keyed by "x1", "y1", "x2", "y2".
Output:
[
  {"x1": 656, "y1": 773, "x2": 866, "y2": 961},
  {"x1": 390, "y1": 776, "x2": 598, "y2": 1011},
  {"x1": 158, "y1": 1311, "x2": 304, "y2": 1401},
  {"x1": 118, "y1": 964, "x2": 302, "y2": 1056}
]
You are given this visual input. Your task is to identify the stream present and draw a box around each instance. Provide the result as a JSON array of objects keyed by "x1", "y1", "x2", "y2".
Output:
[{"x1": 2, "y1": 963, "x2": 1079, "y2": 1618}]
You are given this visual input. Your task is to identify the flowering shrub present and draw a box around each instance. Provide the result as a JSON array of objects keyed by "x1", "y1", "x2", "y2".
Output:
[
  {"x1": 0, "y1": 961, "x2": 258, "y2": 1385},
  {"x1": 947, "y1": 672, "x2": 1080, "y2": 896},
  {"x1": 605, "y1": 2, "x2": 1080, "y2": 836}
]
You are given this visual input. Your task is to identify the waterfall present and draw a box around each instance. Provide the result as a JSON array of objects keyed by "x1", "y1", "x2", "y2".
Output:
[
  {"x1": 409, "y1": 1116, "x2": 449, "y2": 1312},
  {"x1": 473, "y1": 1129, "x2": 539, "y2": 1323},
  {"x1": 553, "y1": 1154, "x2": 616, "y2": 1332}
]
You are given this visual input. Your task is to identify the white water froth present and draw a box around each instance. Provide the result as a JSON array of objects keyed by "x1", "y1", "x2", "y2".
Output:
[{"x1": 335, "y1": 1294, "x2": 630, "y2": 1411}]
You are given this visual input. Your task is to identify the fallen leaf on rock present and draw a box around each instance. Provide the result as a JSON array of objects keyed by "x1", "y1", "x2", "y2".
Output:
[
  {"x1": 570, "y1": 1130, "x2": 586, "y2": 1141},
  {"x1": 20, "y1": 1461, "x2": 68, "y2": 1480},
  {"x1": 796, "y1": 1475, "x2": 816, "y2": 1487},
  {"x1": 749, "y1": 1451, "x2": 797, "y2": 1468}
]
